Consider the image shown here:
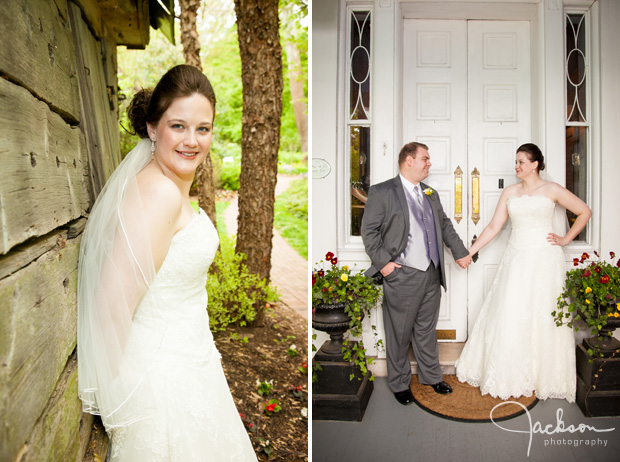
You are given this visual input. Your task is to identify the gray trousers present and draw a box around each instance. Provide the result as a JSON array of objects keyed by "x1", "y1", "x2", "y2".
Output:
[{"x1": 382, "y1": 264, "x2": 443, "y2": 392}]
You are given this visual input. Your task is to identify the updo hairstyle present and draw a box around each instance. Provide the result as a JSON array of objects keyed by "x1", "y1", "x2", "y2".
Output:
[
  {"x1": 127, "y1": 64, "x2": 217, "y2": 139},
  {"x1": 516, "y1": 143, "x2": 545, "y2": 172}
]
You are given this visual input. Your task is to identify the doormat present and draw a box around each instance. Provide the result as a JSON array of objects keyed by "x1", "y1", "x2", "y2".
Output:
[{"x1": 410, "y1": 375, "x2": 538, "y2": 423}]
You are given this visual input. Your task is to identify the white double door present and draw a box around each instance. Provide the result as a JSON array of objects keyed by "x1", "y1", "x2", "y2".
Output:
[{"x1": 403, "y1": 19, "x2": 531, "y2": 341}]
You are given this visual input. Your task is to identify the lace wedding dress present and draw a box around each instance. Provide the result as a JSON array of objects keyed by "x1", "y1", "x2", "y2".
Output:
[
  {"x1": 455, "y1": 194, "x2": 576, "y2": 402},
  {"x1": 108, "y1": 209, "x2": 257, "y2": 461}
]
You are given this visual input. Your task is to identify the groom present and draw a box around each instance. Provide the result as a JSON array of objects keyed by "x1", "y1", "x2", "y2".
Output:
[{"x1": 361, "y1": 142, "x2": 471, "y2": 405}]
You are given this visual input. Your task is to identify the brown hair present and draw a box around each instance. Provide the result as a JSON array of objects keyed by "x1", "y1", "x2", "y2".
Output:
[
  {"x1": 517, "y1": 143, "x2": 546, "y2": 172},
  {"x1": 398, "y1": 142, "x2": 429, "y2": 166},
  {"x1": 127, "y1": 65, "x2": 217, "y2": 139}
]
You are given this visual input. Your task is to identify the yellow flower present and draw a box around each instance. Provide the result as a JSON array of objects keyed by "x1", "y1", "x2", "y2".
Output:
[
  {"x1": 341, "y1": 274, "x2": 348, "y2": 282},
  {"x1": 343, "y1": 265, "x2": 349, "y2": 271},
  {"x1": 617, "y1": 303, "x2": 620, "y2": 311},
  {"x1": 615, "y1": 313, "x2": 620, "y2": 318},
  {"x1": 585, "y1": 287, "x2": 592, "y2": 294},
  {"x1": 586, "y1": 300, "x2": 591, "y2": 304},
  {"x1": 328, "y1": 286, "x2": 333, "y2": 292},
  {"x1": 424, "y1": 188, "x2": 434, "y2": 196}
]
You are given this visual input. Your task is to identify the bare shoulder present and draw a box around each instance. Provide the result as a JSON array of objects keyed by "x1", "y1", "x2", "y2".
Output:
[
  {"x1": 541, "y1": 181, "x2": 567, "y2": 201},
  {"x1": 136, "y1": 164, "x2": 183, "y2": 228},
  {"x1": 502, "y1": 183, "x2": 520, "y2": 198}
]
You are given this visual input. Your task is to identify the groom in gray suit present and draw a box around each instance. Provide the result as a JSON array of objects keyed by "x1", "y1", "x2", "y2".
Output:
[{"x1": 361, "y1": 142, "x2": 472, "y2": 405}]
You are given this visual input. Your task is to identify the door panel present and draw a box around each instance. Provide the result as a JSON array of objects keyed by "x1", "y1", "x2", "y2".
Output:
[
  {"x1": 403, "y1": 19, "x2": 531, "y2": 340},
  {"x1": 467, "y1": 20, "x2": 531, "y2": 333},
  {"x1": 403, "y1": 19, "x2": 468, "y2": 341}
]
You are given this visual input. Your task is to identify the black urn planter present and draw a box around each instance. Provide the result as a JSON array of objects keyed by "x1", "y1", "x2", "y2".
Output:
[
  {"x1": 312, "y1": 302, "x2": 355, "y2": 360},
  {"x1": 576, "y1": 308, "x2": 620, "y2": 417},
  {"x1": 312, "y1": 301, "x2": 373, "y2": 421}
]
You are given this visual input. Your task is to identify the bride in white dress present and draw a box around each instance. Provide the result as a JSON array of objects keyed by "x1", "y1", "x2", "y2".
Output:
[
  {"x1": 77, "y1": 65, "x2": 257, "y2": 460},
  {"x1": 455, "y1": 143, "x2": 591, "y2": 402}
]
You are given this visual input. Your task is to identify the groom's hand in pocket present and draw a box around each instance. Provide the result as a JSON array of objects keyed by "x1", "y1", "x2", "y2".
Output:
[{"x1": 381, "y1": 262, "x2": 402, "y2": 277}]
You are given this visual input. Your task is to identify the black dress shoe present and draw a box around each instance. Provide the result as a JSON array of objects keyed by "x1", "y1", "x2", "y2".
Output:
[
  {"x1": 393, "y1": 389, "x2": 414, "y2": 405},
  {"x1": 430, "y1": 381, "x2": 453, "y2": 394}
]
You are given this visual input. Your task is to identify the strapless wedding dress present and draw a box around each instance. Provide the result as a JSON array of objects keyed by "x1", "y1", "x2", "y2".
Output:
[
  {"x1": 109, "y1": 209, "x2": 257, "y2": 461},
  {"x1": 456, "y1": 195, "x2": 576, "y2": 402}
]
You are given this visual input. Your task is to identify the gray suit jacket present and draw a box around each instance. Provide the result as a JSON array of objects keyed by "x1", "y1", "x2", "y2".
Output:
[{"x1": 361, "y1": 175, "x2": 468, "y2": 290}]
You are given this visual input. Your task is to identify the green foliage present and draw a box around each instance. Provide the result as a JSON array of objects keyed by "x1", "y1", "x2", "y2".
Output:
[
  {"x1": 274, "y1": 179, "x2": 308, "y2": 259},
  {"x1": 206, "y1": 235, "x2": 279, "y2": 332},
  {"x1": 554, "y1": 251, "x2": 620, "y2": 357},
  {"x1": 278, "y1": 150, "x2": 307, "y2": 175},
  {"x1": 215, "y1": 201, "x2": 230, "y2": 235},
  {"x1": 257, "y1": 380, "x2": 274, "y2": 396},
  {"x1": 312, "y1": 252, "x2": 383, "y2": 382},
  {"x1": 219, "y1": 163, "x2": 241, "y2": 191}
]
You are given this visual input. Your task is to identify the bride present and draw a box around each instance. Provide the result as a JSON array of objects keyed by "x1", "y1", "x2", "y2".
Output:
[
  {"x1": 77, "y1": 65, "x2": 257, "y2": 460},
  {"x1": 455, "y1": 143, "x2": 591, "y2": 402}
]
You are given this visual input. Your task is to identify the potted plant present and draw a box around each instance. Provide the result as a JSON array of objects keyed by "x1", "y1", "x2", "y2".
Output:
[
  {"x1": 312, "y1": 251, "x2": 382, "y2": 381},
  {"x1": 553, "y1": 251, "x2": 620, "y2": 357}
]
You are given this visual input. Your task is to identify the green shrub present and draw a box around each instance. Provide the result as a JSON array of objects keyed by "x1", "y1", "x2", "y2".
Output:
[
  {"x1": 274, "y1": 179, "x2": 308, "y2": 259},
  {"x1": 219, "y1": 163, "x2": 241, "y2": 191},
  {"x1": 206, "y1": 235, "x2": 279, "y2": 331}
]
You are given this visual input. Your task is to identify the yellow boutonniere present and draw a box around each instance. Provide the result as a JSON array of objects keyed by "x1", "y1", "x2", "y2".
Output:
[{"x1": 424, "y1": 188, "x2": 434, "y2": 197}]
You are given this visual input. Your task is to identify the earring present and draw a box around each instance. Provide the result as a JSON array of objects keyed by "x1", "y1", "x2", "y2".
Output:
[{"x1": 150, "y1": 139, "x2": 155, "y2": 153}]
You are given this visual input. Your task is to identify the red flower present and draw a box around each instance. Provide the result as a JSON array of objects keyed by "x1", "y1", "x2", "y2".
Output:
[
  {"x1": 325, "y1": 252, "x2": 334, "y2": 261},
  {"x1": 266, "y1": 403, "x2": 277, "y2": 412},
  {"x1": 600, "y1": 275, "x2": 610, "y2": 284},
  {"x1": 581, "y1": 252, "x2": 589, "y2": 262},
  {"x1": 611, "y1": 251, "x2": 616, "y2": 259},
  {"x1": 573, "y1": 258, "x2": 580, "y2": 267},
  {"x1": 590, "y1": 262, "x2": 596, "y2": 267},
  {"x1": 583, "y1": 269, "x2": 592, "y2": 278},
  {"x1": 312, "y1": 274, "x2": 317, "y2": 285},
  {"x1": 595, "y1": 266, "x2": 602, "y2": 273},
  {"x1": 318, "y1": 269, "x2": 324, "y2": 277},
  {"x1": 594, "y1": 250, "x2": 599, "y2": 257},
  {"x1": 607, "y1": 293, "x2": 613, "y2": 300},
  {"x1": 322, "y1": 287, "x2": 328, "y2": 293},
  {"x1": 331, "y1": 257, "x2": 338, "y2": 265},
  {"x1": 617, "y1": 260, "x2": 620, "y2": 268}
]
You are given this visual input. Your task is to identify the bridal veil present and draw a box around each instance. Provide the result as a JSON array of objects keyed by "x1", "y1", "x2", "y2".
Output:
[{"x1": 78, "y1": 138, "x2": 162, "y2": 428}]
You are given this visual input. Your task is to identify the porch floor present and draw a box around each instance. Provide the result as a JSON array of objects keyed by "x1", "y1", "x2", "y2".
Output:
[{"x1": 313, "y1": 343, "x2": 620, "y2": 462}]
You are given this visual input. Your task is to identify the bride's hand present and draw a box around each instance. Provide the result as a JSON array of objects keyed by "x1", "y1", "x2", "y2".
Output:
[{"x1": 547, "y1": 233, "x2": 567, "y2": 246}]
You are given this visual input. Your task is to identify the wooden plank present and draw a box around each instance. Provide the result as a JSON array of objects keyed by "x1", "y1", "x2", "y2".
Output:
[
  {"x1": 0, "y1": 0, "x2": 80, "y2": 122},
  {"x1": 82, "y1": 417, "x2": 110, "y2": 462},
  {"x1": 0, "y1": 231, "x2": 66, "y2": 280},
  {"x1": 0, "y1": 237, "x2": 81, "y2": 461},
  {"x1": 99, "y1": 0, "x2": 150, "y2": 48},
  {"x1": 0, "y1": 78, "x2": 90, "y2": 255},
  {"x1": 21, "y1": 353, "x2": 95, "y2": 462},
  {"x1": 69, "y1": 2, "x2": 122, "y2": 198},
  {"x1": 69, "y1": 0, "x2": 105, "y2": 39}
]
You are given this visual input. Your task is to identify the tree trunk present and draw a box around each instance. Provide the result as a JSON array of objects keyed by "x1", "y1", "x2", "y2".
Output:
[
  {"x1": 284, "y1": 40, "x2": 308, "y2": 153},
  {"x1": 233, "y1": 0, "x2": 283, "y2": 286},
  {"x1": 179, "y1": 0, "x2": 217, "y2": 226}
]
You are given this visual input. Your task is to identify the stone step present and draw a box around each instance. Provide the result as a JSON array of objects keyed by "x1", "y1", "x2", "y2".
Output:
[{"x1": 368, "y1": 342, "x2": 465, "y2": 377}]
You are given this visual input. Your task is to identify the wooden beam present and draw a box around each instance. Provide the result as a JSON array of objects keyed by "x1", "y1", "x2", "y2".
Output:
[
  {"x1": 0, "y1": 237, "x2": 81, "y2": 461},
  {"x1": 0, "y1": 0, "x2": 81, "y2": 123},
  {"x1": 0, "y1": 78, "x2": 90, "y2": 255}
]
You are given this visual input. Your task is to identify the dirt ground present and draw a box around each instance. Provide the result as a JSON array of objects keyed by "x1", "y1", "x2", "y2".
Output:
[{"x1": 215, "y1": 303, "x2": 309, "y2": 461}]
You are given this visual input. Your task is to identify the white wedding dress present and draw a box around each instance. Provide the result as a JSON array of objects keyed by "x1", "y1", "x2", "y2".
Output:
[
  {"x1": 455, "y1": 194, "x2": 576, "y2": 402},
  {"x1": 108, "y1": 209, "x2": 258, "y2": 461}
]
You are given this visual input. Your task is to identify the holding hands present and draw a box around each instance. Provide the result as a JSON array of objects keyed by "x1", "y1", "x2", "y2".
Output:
[{"x1": 456, "y1": 254, "x2": 473, "y2": 269}]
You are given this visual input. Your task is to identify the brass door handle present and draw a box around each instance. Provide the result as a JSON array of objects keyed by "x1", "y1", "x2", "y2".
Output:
[
  {"x1": 471, "y1": 167, "x2": 480, "y2": 225},
  {"x1": 454, "y1": 166, "x2": 463, "y2": 223}
]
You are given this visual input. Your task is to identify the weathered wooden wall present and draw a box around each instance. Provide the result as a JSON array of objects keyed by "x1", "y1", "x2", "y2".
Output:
[{"x1": 0, "y1": 0, "x2": 149, "y2": 460}]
